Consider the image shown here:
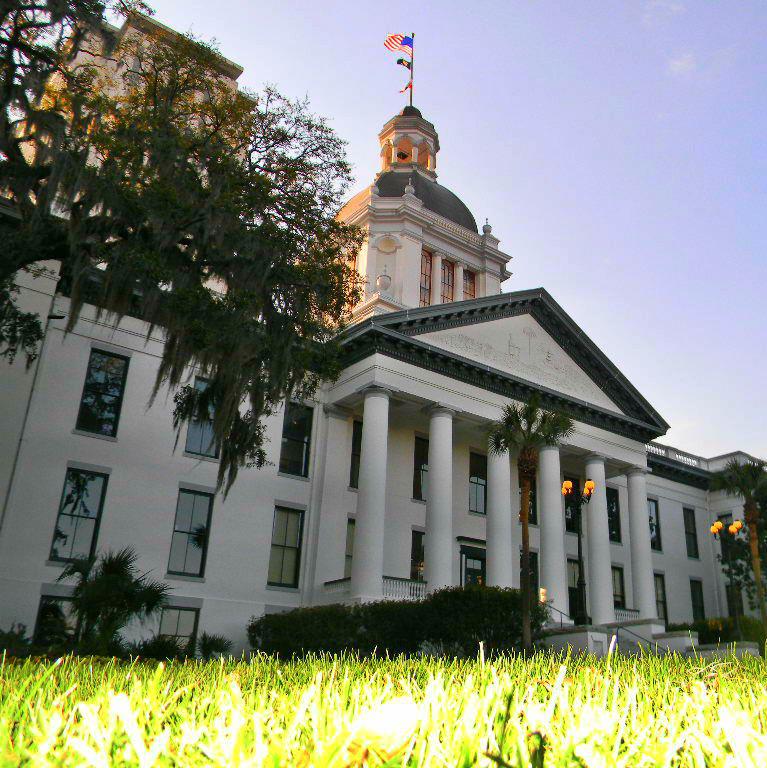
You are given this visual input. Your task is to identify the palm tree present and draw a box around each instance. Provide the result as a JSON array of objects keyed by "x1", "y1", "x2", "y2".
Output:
[
  {"x1": 58, "y1": 547, "x2": 170, "y2": 656},
  {"x1": 488, "y1": 394, "x2": 574, "y2": 651},
  {"x1": 711, "y1": 459, "x2": 767, "y2": 632}
]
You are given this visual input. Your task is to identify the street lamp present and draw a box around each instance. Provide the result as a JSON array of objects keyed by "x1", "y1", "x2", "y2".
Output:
[
  {"x1": 710, "y1": 518, "x2": 744, "y2": 640},
  {"x1": 562, "y1": 478, "x2": 595, "y2": 626}
]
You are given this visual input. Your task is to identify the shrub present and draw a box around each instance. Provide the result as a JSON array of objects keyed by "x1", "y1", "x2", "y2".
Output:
[
  {"x1": 248, "y1": 586, "x2": 548, "y2": 657},
  {"x1": 0, "y1": 624, "x2": 31, "y2": 657},
  {"x1": 668, "y1": 616, "x2": 765, "y2": 650}
]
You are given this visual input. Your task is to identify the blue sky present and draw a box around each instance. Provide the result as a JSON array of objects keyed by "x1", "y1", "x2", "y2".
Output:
[{"x1": 146, "y1": 0, "x2": 766, "y2": 459}]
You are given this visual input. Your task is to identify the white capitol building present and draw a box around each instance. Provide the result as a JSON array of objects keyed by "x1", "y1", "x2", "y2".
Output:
[{"x1": 0, "y1": 16, "x2": 758, "y2": 654}]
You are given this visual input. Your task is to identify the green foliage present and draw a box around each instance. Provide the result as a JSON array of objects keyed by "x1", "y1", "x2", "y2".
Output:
[
  {"x1": 668, "y1": 616, "x2": 766, "y2": 649},
  {"x1": 0, "y1": 623, "x2": 30, "y2": 657},
  {"x1": 124, "y1": 634, "x2": 186, "y2": 661},
  {"x1": 196, "y1": 632, "x2": 233, "y2": 660},
  {"x1": 1, "y1": 653, "x2": 767, "y2": 765},
  {"x1": 56, "y1": 547, "x2": 170, "y2": 656},
  {"x1": 248, "y1": 585, "x2": 548, "y2": 657},
  {"x1": 1, "y1": 2, "x2": 364, "y2": 492}
]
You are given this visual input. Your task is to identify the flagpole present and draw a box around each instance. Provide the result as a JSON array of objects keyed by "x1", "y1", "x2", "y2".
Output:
[{"x1": 410, "y1": 32, "x2": 415, "y2": 107}]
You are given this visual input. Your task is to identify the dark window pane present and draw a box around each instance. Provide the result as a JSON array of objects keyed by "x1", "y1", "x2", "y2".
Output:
[
  {"x1": 612, "y1": 566, "x2": 626, "y2": 609},
  {"x1": 185, "y1": 378, "x2": 219, "y2": 458},
  {"x1": 344, "y1": 519, "x2": 355, "y2": 578},
  {"x1": 34, "y1": 597, "x2": 77, "y2": 647},
  {"x1": 648, "y1": 498, "x2": 662, "y2": 551},
  {"x1": 76, "y1": 350, "x2": 129, "y2": 437},
  {"x1": 654, "y1": 573, "x2": 668, "y2": 626},
  {"x1": 167, "y1": 490, "x2": 212, "y2": 577},
  {"x1": 469, "y1": 452, "x2": 487, "y2": 515},
  {"x1": 268, "y1": 507, "x2": 303, "y2": 587},
  {"x1": 463, "y1": 270, "x2": 476, "y2": 300},
  {"x1": 279, "y1": 404, "x2": 313, "y2": 477},
  {"x1": 349, "y1": 421, "x2": 363, "y2": 488},
  {"x1": 419, "y1": 251, "x2": 432, "y2": 307},
  {"x1": 564, "y1": 476, "x2": 580, "y2": 533},
  {"x1": 159, "y1": 606, "x2": 199, "y2": 650},
  {"x1": 413, "y1": 436, "x2": 429, "y2": 501},
  {"x1": 50, "y1": 470, "x2": 107, "y2": 561},
  {"x1": 607, "y1": 487, "x2": 621, "y2": 542},
  {"x1": 410, "y1": 530, "x2": 425, "y2": 581},
  {"x1": 690, "y1": 579, "x2": 705, "y2": 621},
  {"x1": 683, "y1": 507, "x2": 699, "y2": 558},
  {"x1": 461, "y1": 546, "x2": 486, "y2": 585}
]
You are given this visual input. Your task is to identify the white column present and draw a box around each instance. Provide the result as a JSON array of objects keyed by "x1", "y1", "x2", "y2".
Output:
[
  {"x1": 350, "y1": 387, "x2": 390, "y2": 601},
  {"x1": 486, "y1": 446, "x2": 513, "y2": 587},
  {"x1": 411, "y1": 144, "x2": 419, "y2": 164},
  {"x1": 627, "y1": 468, "x2": 657, "y2": 619},
  {"x1": 431, "y1": 252, "x2": 443, "y2": 305},
  {"x1": 424, "y1": 405, "x2": 454, "y2": 591},
  {"x1": 539, "y1": 445, "x2": 568, "y2": 616},
  {"x1": 454, "y1": 263, "x2": 464, "y2": 302},
  {"x1": 585, "y1": 455, "x2": 615, "y2": 625}
]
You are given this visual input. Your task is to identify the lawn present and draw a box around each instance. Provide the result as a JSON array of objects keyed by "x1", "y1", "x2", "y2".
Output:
[{"x1": 1, "y1": 650, "x2": 766, "y2": 766}]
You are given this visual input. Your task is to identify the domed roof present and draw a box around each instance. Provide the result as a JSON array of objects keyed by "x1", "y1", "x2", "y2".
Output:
[{"x1": 375, "y1": 171, "x2": 478, "y2": 232}]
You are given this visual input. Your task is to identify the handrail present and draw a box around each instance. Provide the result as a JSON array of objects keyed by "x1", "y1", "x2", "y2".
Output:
[
  {"x1": 546, "y1": 602, "x2": 575, "y2": 629},
  {"x1": 614, "y1": 624, "x2": 655, "y2": 650}
]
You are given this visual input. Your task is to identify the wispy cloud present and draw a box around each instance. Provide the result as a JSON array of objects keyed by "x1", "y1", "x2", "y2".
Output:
[
  {"x1": 642, "y1": 0, "x2": 685, "y2": 26},
  {"x1": 667, "y1": 53, "x2": 696, "y2": 76}
]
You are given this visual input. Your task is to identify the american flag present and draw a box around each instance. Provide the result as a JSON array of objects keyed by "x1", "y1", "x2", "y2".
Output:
[{"x1": 384, "y1": 34, "x2": 413, "y2": 57}]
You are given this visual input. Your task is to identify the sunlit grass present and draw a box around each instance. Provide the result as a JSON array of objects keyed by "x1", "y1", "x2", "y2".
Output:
[{"x1": 1, "y1": 650, "x2": 766, "y2": 766}]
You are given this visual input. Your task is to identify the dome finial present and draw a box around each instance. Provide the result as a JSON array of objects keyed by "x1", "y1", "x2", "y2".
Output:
[
  {"x1": 404, "y1": 175, "x2": 415, "y2": 195},
  {"x1": 483, "y1": 218, "x2": 492, "y2": 235}
]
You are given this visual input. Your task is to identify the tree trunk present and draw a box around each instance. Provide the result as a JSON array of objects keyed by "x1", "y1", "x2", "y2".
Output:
[
  {"x1": 745, "y1": 499, "x2": 767, "y2": 632},
  {"x1": 519, "y1": 475, "x2": 532, "y2": 653}
]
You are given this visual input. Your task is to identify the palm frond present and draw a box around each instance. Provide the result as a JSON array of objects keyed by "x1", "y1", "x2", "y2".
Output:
[
  {"x1": 488, "y1": 394, "x2": 574, "y2": 457},
  {"x1": 711, "y1": 458, "x2": 767, "y2": 501}
]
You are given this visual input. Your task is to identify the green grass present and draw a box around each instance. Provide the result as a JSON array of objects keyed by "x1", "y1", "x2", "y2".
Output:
[{"x1": 1, "y1": 650, "x2": 767, "y2": 766}]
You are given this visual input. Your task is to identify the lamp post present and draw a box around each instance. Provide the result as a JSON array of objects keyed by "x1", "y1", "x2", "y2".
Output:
[
  {"x1": 562, "y1": 478, "x2": 595, "y2": 626},
  {"x1": 710, "y1": 518, "x2": 744, "y2": 641}
]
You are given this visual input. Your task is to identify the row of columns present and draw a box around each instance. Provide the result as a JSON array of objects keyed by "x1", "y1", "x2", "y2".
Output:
[{"x1": 349, "y1": 386, "x2": 657, "y2": 623}]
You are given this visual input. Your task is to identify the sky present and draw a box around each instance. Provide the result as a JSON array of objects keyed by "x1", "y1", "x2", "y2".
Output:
[{"x1": 143, "y1": 0, "x2": 766, "y2": 459}]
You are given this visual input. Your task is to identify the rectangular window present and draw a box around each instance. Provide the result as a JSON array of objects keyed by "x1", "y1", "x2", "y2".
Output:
[
  {"x1": 463, "y1": 270, "x2": 476, "y2": 300},
  {"x1": 460, "y1": 545, "x2": 486, "y2": 585},
  {"x1": 690, "y1": 578, "x2": 705, "y2": 621},
  {"x1": 413, "y1": 436, "x2": 429, "y2": 501},
  {"x1": 167, "y1": 489, "x2": 213, "y2": 577},
  {"x1": 654, "y1": 573, "x2": 668, "y2": 626},
  {"x1": 75, "y1": 349, "x2": 129, "y2": 437},
  {"x1": 520, "y1": 549, "x2": 539, "y2": 601},
  {"x1": 612, "y1": 566, "x2": 626, "y2": 609},
  {"x1": 410, "y1": 530, "x2": 425, "y2": 581},
  {"x1": 567, "y1": 558, "x2": 580, "y2": 617},
  {"x1": 344, "y1": 518, "x2": 355, "y2": 579},
  {"x1": 468, "y1": 452, "x2": 487, "y2": 515},
  {"x1": 159, "y1": 606, "x2": 199, "y2": 651},
  {"x1": 419, "y1": 251, "x2": 432, "y2": 307},
  {"x1": 440, "y1": 260, "x2": 454, "y2": 302},
  {"x1": 184, "y1": 377, "x2": 218, "y2": 458},
  {"x1": 520, "y1": 482, "x2": 538, "y2": 525},
  {"x1": 34, "y1": 596, "x2": 77, "y2": 647},
  {"x1": 279, "y1": 403, "x2": 313, "y2": 477},
  {"x1": 349, "y1": 421, "x2": 363, "y2": 489},
  {"x1": 648, "y1": 498, "x2": 662, "y2": 551},
  {"x1": 683, "y1": 507, "x2": 699, "y2": 558},
  {"x1": 268, "y1": 506, "x2": 304, "y2": 587},
  {"x1": 607, "y1": 487, "x2": 622, "y2": 542},
  {"x1": 564, "y1": 476, "x2": 580, "y2": 533},
  {"x1": 50, "y1": 469, "x2": 108, "y2": 562}
]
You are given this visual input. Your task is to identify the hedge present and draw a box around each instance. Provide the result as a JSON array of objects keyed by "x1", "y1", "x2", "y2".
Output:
[
  {"x1": 668, "y1": 615, "x2": 765, "y2": 650},
  {"x1": 248, "y1": 585, "x2": 548, "y2": 657}
]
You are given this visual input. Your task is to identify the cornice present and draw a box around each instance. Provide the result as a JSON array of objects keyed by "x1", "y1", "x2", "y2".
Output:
[
  {"x1": 340, "y1": 324, "x2": 664, "y2": 444},
  {"x1": 648, "y1": 455, "x2": 711, "y2": 490}
]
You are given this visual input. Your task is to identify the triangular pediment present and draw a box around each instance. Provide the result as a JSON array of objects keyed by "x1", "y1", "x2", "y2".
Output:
[
  {"x1": 417, "y1": 314, "x2": 623, "y2": 414},
  {"x1": 341, "y1": 288, "x2": 669, "y2": 441}
]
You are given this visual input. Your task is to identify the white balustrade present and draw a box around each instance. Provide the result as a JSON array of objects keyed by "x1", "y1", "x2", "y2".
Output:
[{"x1": 382, "y1": 576, "x2": 427, "y2": 601}]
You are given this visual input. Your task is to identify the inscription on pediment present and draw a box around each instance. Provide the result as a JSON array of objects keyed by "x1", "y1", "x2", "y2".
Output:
[{"x1": 419, "y1": 315, "x2": 623, "y2": 414}]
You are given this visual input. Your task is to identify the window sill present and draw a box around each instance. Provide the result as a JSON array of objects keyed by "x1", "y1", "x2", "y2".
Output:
[
  {"x1": 347, "y1": 486, "x2": 359, "y2": 493},
  {"x1": 182, "y1": 452, "x2": 219, "y2": 464},
  {"x1": 468, "y1": 510, "x2": 487, "y2": 518},
  {"x1": 71, "y1": 428, "x2": 118, "y2": 443},
  {"x1": 166, "y1": 573, "x2": 206, "y2": 583},
  {"x1": 411, "y1": 498, "x2": 426, "y2": 505},
  {"x1": 609, "y1": 540, "x2": 623, "y2": 546},
  {"x1": 266, "y1": 584, "x2": 300, "y2": 593},
  {"x1": 277, "y1": 472, "x2": 310, "y2": 482},
  {"x1": 45, "y1": 559, "x2": 66, "y2": 568}
]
